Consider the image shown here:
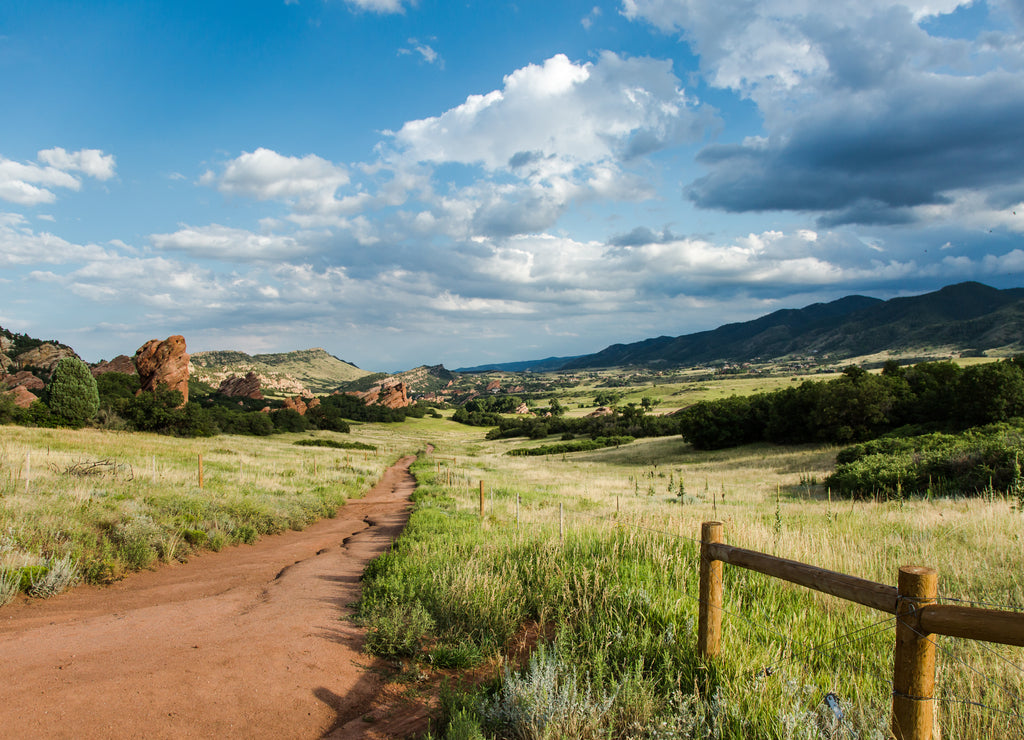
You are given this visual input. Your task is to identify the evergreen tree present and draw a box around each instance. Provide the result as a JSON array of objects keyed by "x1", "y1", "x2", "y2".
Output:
[{"x1": 47, "y1": 357, "x2": 100, "y2": 427}]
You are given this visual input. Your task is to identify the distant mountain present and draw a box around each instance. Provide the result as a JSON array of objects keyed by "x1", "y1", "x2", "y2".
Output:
[
  {"x1": 190, "y1": 348, "x2": 370, "y2": 396},
  {"x1": 563, "y1": 282, "x2": 1024, "y2": 369},
  {"x1": 455, "y1": 355, "x2": 582, "y2": 373}
]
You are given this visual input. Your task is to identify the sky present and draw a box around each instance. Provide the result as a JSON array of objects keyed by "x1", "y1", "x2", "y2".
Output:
[{"x1": 2, "y1": 0, "x2": 1024, "y2": 372}]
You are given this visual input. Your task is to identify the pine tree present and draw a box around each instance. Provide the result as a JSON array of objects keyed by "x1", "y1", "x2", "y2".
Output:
[{"x1": 47, "y1": 357, "x2": 100, "y2": 428}]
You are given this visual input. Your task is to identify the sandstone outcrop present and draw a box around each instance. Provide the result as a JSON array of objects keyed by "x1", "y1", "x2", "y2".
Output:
[
  {"x1": 134, "y1": 336, "x2": 190, "y2": 404},
  {"x1": 3, "y1": 371, "x2": 45, "y2": 391},
  {"x1": 486, "y1": 380, "x2": 501, "y2": 392},
  {"x1": 4, "y1": 385, "x2": 38, "y2": 408},
  {"x1": 218, "y1": 372, "x2": 263, "y2": 400},
  {"x1": 91, "y1": 355, "x2": 137, "y2": 376},
  {"x1": 515, "y1": 402, "x2": 531, "y2": 415},
  {"x1": 15, "y1": 343, "x2": 79, "y2": 373},
  {"x1": 282, "y1": 395, "x2": 320, "y2": 415},
  {"x1": 350, "y1": 380, "x2": 411, "y2": 409}
]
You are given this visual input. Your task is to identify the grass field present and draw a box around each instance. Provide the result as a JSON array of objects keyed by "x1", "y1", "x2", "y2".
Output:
[
  {"x1": 362, "y1": 422, "x2": 1024, "y2": 738},
  {"x1": 2, "y1": 413, "x2": 1021, "y2": 737}
]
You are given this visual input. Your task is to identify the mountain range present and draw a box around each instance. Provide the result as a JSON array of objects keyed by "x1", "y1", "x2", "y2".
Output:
[{"x1": 560, "y1": 281, "x2": 1024, "y2": 369}]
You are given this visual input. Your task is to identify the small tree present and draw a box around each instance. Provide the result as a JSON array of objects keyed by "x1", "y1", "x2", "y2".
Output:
[{"x1": 46, "y1": 357, "x2": 100, "y2": 428}]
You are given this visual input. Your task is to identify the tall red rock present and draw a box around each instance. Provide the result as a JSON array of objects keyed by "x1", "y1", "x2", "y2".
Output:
[{"x1": 134, "y1": 336, "x2": 190, "y2": 404}]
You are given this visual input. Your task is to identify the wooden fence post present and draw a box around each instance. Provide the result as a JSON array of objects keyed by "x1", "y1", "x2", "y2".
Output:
[
  {"x1": 479, "y1": 480, "x2": 485, "y2": 518},
  {"x1": 892, "y1": 565, "x2": 938, "y2": 740},
  {"x1": 198, "y1": 453, "x2": 204, "y2": 489},
  {"x1": 698, "y1": 521, "x2": 724, "y2": 659}
]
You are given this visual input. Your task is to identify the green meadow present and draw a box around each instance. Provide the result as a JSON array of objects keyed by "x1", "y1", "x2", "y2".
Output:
[{"x1": 2, "y1": 403, "x2": 1022, "y2": 737}]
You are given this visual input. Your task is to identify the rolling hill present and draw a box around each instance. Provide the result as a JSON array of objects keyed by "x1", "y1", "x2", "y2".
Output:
[
  {"x1": 562, "y1": 282, "x2": 1024, "y2": 369},
  {"x1": 190, "y1": 348, "x2": 370, "y2": 396}
]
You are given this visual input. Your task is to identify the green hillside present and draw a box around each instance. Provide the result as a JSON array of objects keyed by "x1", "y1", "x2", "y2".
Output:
[{"x1": 190, "y1": 348, "x2": 370, "y2": 396}]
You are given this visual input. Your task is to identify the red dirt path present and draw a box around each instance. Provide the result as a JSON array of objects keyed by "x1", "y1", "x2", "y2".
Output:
[{"x1": 0, "y1": 454, "x2": 420, "y2": 739}]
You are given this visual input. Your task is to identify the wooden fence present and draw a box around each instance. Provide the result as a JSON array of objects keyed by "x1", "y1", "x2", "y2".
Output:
[{"x1": 697, "y1": 521, "x2": 1024, "y2": 740}]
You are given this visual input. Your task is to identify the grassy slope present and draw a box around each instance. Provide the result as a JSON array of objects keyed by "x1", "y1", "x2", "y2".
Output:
[{"x1": 190, "y1": 348, "x2": 371, "y2": 394}]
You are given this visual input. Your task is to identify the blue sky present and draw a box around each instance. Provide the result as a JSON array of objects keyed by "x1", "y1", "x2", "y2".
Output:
[{"x1": 2, "y1": 0, "x2": 1024, "y2": 371}]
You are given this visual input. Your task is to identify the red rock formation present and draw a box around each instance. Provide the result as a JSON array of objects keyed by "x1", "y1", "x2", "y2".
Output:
[
  {"x1": 350, "y1": 381, "x2": 411, "y2": 409},
  {"x1": 134, "y1": 336, "x2": 190, "y2": 405},
  {"x1": 515, "y1": 402, "x2": 531, "y2": 415},
  {"x1": 282, "y1": 396, "x2": 307, "y2": 415},
  {"x1": 4, "y1": 385, "x2": 38, "y2": 408},
  {"x1": 91, "y1": 355, "x2": 137, "y2": 376},
  {"x1": 218, "y1": 372, "x2": 263, "y2": 400},
  {"x1": 486, "y1": 380, "x2": 501, "y2": 392},
  {"x1": 588, "y1": 406, "x2": 615, "y2": 417},
  {"x1": 3, "y1": 371, "x2": 45, "y2": 391}
]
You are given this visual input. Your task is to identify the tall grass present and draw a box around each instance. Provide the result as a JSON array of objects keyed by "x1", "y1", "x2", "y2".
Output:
[
  {"x1": 0, "y1": 425, "x2": 403, "y2": 594},
  {"x1": 361, "y1": 429, "x2": 1024, "y2": 739}
]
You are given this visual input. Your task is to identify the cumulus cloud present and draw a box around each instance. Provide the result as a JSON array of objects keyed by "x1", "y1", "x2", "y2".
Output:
[
  {"x1": 37, "y1": 147, "x2": 116, "y2": 180},
  {"x1": 381, "y1": 51, "x2": 715, "y2": 238},
  {"x1": 200, "y1": 148, "x2": 350, "y2": 214},
  {"x1": 0, "y1": 148, "x2": 116, "y2": 206},
  {"x1": 394, "y1": 52, "x2": 711, "y2": 173},
  {"x1": 623, "y1": 0, "x2": 1024, "y2": 227}
]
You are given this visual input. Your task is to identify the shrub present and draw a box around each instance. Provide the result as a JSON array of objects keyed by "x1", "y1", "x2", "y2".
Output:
[
  {"x1": 362, "y1": 598, "x2": 435, "y2": 658},
  {"x1": 27, "y1": 555, "x2": 80, "y2": 598},
  {"x1": 0, "y1": 569, "x2": 20, "y2": 605}
]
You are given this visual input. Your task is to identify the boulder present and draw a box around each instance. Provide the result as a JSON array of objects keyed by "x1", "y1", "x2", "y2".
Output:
[
  {"x1": 134, "y1": 336, "x2": 190, "y2": 404},
  {"x1": 218, "y1": 372, "x2": 263, "y2": 400},
  {"x1": 3, "y1": 371, "x2": 45, "y2": 391},
  {"x1": 282, "y1": 396, "x2": 307, "y2": 415},
  {"x1": 91, "y1": 355, "x2": 137, "y2": 376},
  {"x1": 5, "y1": 385, "x2": 38, "y2": 408},
  {"x1": 280, "y1": 396, "x2": 321, "y2": 416}
]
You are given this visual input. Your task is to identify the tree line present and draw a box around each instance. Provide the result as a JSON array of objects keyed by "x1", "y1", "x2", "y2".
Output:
[{"x1": 677, "y1": 359, "x2": 1024, "y2": 450}]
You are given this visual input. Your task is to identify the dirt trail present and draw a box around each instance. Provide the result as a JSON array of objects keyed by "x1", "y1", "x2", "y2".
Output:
[{"x1": 0, "y1": 454, "x2": 419, "y2": 739}]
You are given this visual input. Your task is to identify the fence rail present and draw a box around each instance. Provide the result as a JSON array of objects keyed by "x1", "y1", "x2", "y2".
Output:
[{"x1": 698, "y1": 520, "x2": 1024, "y2": 740}]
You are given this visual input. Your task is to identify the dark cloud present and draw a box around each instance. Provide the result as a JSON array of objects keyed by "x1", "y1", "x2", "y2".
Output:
[{"x1": 687, "y1": 71, "x2": 1024, "y2": 224}]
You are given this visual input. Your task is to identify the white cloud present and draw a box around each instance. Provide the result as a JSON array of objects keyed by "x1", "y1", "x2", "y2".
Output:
[
  {"x1": 0, "y1": 148, "x2": 117, "y2": 206},
  {"x1": 393, "y1": 52, "x2": 709, "y2": 174},
  {"x1": 0, "y1": 213, "x2": 109, "y2": 265},
  {"x1": 37, "y1": 147, "x2": 116, "y2": 180},
  {"x1": 399, "y1": 38, "x2": 442, "y2": 66},
  {"x1": 150, "y1": 224, "x2": 311, "y2": 261},
  {"x1": 343, "y1": 0, "x2": 413, "y2": 13},
  {"x1": 201, "y1": 148, "x2": 350, "y2": 213}
]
